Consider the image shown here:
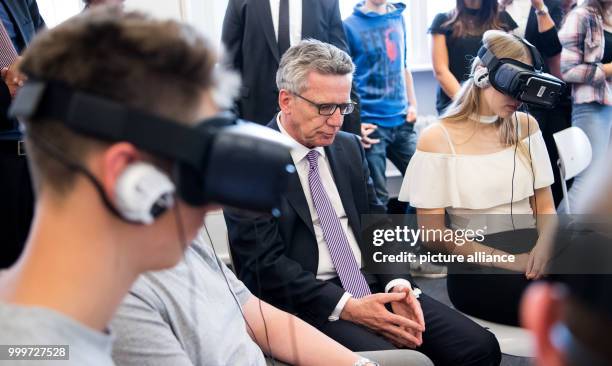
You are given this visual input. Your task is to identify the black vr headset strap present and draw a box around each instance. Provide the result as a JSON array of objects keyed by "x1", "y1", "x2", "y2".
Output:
[
  {"x1": 10, "y1": 80, "x2": 213, "y2": 170},
  {"x1": 477, "y1": 36, "x2": 545, "y2": 74}
]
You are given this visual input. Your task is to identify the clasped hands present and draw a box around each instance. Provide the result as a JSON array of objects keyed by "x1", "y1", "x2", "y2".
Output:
[{"x1": 341, "y1": 286, "x2": 425, "y2": 349}]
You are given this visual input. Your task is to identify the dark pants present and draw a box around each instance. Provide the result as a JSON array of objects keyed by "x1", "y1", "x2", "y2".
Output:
[
  {"x1": 320, "y1": 278, "x2": 501, "y2": 366},
  {"x1": 0, "y1": 145, "x2": 34, "y2": 268}
]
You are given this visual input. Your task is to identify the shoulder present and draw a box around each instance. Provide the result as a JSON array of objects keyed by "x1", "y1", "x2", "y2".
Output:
[
  {"x1": 336, "y1": 130, "x2": 361, "y2": 149},
  {"x1": 429, "y1": 12, "x2": 452, "y2": 33},
  {"x1": 514, "y1": 111, "x2": 541, "y2": 139},
  {"x1": 416, "y1": 123, "x2": 454, "y2": 154}
]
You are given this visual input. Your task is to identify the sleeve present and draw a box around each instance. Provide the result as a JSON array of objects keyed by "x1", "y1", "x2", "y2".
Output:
[
  {"x1": 499, "y1": 11, "x2": 519, "y2": 32},
  {"x1": 428, "y1": 12, "x2": 451, "y2": 35},
  {"x1": 327, "y1": 0, "x2": 349, "y2": 53},
  {"x1": 221, "y1": 0, "x2": 244, "y2": 73},
  {"x1": 398, "y1": 151, "x2": 456, "y2": 209},
  {"x1": 559, "y1": 10, "x2": 607, "y2": 84},
  {"x1": 110, "y1": 285, "x2": 195, "y2": 366},
  {"x1": 223, "y1": 209, "x2": 346, "y2": 328},
  {"x1": 527, "y1": 131, "x2": 555, "y2": 189},
  {"x1": 27, "y1": 0, "x2": 45, "y2": 31},
  {"x1": 534, "y1": 1, "x2": 563, "y2": 58},
  {"x1": 193, "y1": 233, "x2": 253, "y2": 305}
]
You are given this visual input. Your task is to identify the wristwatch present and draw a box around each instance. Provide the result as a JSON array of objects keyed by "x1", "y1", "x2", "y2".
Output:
[
  {"x1": 354, "y1": 357, "x2": 380, "y2": 366},
  {"x1": 535, "y1": 4, "x2": 549, "y2": 15}
]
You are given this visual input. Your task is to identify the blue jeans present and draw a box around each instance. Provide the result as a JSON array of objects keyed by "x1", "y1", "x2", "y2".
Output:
[
  {"x1": 558, "y1": 102, "x2": 612, "y2": 213},
  {"x1": 364, "y1": 122, "x2": 417, "y2": 207}
]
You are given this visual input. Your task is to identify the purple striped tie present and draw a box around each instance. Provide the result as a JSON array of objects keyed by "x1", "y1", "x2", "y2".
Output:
[
  {"x1": 306, "y1": 150, "x2": 371, "y2": 298},
  {"x1": 0, "y1": 22, "x2": 17, "y2": 69}
]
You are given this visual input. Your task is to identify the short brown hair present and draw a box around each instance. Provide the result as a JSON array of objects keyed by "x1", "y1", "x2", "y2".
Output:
[{"x1": 20, "y1": 7, "x2": 218, "y2": 195}]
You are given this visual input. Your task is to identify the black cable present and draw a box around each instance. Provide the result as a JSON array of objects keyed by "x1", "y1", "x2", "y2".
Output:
[
  {"x1": 202, "y1": 223, "x2": 258, "y2": 342},
  {"x1": 511, "y1": 111, "x2": 519, "y2": 231},
  {"x1": 172, "y1": 203, "x2": 203, "y2": 363},
  {"x1": 253, "y1": 222, "x2": 275, "y2": 366},
  {"x1": 524, "y1": 106, "x2": 538, "y2": 228}
]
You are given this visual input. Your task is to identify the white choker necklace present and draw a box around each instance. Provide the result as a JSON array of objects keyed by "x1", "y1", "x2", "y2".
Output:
[{"x1": 469, "y1": 114, "x2": 499, "y2": 124}]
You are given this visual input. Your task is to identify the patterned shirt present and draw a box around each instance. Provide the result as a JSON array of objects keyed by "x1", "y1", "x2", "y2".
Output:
[{"x1": 559, "y1": 6, "x2": 612, "y2": 105}]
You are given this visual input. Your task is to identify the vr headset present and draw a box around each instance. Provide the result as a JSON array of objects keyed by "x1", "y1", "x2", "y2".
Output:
[
  {"x1": 477, "y1": 37, "x2": 566, "y2": 109},
  {"x1": 9, "y1": 79, "x2": 295, "y2": 219}
]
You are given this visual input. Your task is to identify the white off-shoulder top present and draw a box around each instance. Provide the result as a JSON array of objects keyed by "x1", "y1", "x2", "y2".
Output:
[{"x1": 399, "y1": 122, "x2": 554, "y2": 233}]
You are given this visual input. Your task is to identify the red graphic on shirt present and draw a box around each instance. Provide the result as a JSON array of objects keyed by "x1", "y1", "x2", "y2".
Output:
[{"x1": 385, "y1": 28, "x2": 398, "y2": 62}]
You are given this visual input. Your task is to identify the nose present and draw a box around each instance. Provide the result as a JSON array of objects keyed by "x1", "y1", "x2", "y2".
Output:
[{"x1": 326, "y1": 107, "x2": 344, "y2": 127}]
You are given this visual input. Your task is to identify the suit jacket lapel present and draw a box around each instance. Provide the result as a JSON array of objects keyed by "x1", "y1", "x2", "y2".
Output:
[
  {"x1": 267, "y1": 117, "x2": 315, "y2": 235},
  {"x1": 301, "y1": 0, "x2": 316, "y2": 39},
  {"x1": 255, "y1": 0, "x2": 280, "y2": 63},
  {"x1": 2, "y1": 0, "x2": 26, "y2": 46},
  {"x1": 325, "y1": 142, "x2": 361, "y2": 237}
]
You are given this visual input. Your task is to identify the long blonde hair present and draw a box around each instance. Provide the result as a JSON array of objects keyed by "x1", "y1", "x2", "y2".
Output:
[{"x1": 441, "y1": 30, "x2": 533, "y2": 162}]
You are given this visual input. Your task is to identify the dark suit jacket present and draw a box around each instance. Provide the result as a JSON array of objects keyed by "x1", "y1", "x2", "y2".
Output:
[
  {"x1": 221, "y1": 0, "x2": 361, "y2": 135},
  {"x1": 224, "y1": 118, "x2": 413, "y2": 327},
  {"x1": 0, "y1": 0, "x2": 45, "y2": 131},
  {"x1": 523, "y1": 0, "x2": 564, "y2": 62}
]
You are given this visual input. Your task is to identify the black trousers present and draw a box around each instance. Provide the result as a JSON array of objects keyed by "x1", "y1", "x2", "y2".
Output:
[
  {"x1": 0, "y1": 149, "x2": 34, "y2": 268},
  {"x1": 319, "y1": 279, "x2": 501, "y2": 366}
]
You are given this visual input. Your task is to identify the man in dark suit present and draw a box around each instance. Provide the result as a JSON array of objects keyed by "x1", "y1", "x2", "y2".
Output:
[
  {"x1": 0, "y1": 0, "x2": 44, "y2": 268},
  {"x1": 221, "y1": 0, "x2": 360, "y2": 135},
  {"x1": 225, "y1": 40, "x2": 502, "y2": 366}
]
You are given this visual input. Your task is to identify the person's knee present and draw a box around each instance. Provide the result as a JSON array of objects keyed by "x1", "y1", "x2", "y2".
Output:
[{"x1": 469, "y1": 329, "x2": 501, "y2": 366}]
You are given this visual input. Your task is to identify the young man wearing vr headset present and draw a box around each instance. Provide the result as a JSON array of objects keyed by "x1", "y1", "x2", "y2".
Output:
[
  {"x1": 0, "y1": 7, "x2": 295, "y2": 365},
  {"x1": 399, "y1": 30, "x2": 564, "y2": 326}
]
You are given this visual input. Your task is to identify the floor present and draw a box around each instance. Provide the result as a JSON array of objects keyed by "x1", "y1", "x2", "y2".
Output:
[{"x1": 417, "y1": 277, "x2": 533, "y2": 366}]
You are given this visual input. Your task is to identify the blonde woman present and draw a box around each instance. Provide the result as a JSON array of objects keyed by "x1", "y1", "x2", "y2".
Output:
[{"x1": 399, "y1": 30, "x2": 557, "y2": 326}]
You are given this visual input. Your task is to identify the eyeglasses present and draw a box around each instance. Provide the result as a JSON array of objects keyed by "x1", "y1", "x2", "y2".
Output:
[{"x1": 292, "y1": 93, "x2": 355, "y2": 116}]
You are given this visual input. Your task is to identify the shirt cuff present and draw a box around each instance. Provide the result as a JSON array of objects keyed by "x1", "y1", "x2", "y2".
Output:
[
  {"x1": 384, "y1": 279, "x2": 422, "y2": 299},
  {"x1": 328, "y1": 292, "x2": 352, "y2": 322}
]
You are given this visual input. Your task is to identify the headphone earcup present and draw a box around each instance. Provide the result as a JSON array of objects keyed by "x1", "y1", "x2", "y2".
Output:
[
  {"x1": 115, "y1": 162, "x2": 175, "y2": 225},
  {"x1": 473, "y1": 67, "x2": 491, "y2": 89}
]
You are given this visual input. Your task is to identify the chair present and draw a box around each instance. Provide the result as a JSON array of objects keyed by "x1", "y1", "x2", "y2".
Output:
[
  {"x1": 553, "y1": 127, "x2": 592, "y2": 214},
  {"x1": 202, "y1": 209, "x2": 233, "y2": 266},
  {"x1": 465, "y1": 315, "x2": 535, "y2": 357}
]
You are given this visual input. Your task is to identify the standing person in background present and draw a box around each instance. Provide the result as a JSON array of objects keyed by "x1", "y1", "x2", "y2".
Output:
[
  {"x1": 499, "y1": 0, "x2": 571, "y2": 207},
  {"x1": 430, "y1": 0, "x2": 517, "y2": 115},
  {"x1": 221, "y1": 0, "x2": 361, "y2": 135},
  {"x1": 558, "y1": 0, "x2": 612, "y2": 213},
  {"x1": 82, "y1": 0, "x2": 125, "y2": 9},
  {"x1": 0, "y1": 0, "x2": 44, "y2": 269},
  {"x1": 343, "y1": 0, "x2": 418, "y2": 210}
]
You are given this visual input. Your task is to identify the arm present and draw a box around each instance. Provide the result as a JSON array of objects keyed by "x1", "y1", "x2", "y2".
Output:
[
  {"x1": 431, "y1": 34, "x2": 461, "y2": 100},
  {"x1": 404, "y1": 68, "x2": 418, "y2": 122},
  {"x1": 533, "y1": 0, "x2": 563, "y2": 76},
  {"x1": 223, "y1": 209, "x2": 346, "y2": 327},
  {"x1": 243, "y1": 296, "x2": 361, "y2": 365},
  {"x1": 221, "y1": 0, "x2": 244, "y2": 72},
  {"x1": 559, "y1": 11, "x2": 610, "y2": 83}
]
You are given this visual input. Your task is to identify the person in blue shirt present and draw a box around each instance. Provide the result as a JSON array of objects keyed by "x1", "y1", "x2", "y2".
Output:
[
  {"x1": 0, "y1": 0, "x2": 45, "y2": 269},
  {"x1": 343, "y1": 0, "x2": 418, "y2": 209}
]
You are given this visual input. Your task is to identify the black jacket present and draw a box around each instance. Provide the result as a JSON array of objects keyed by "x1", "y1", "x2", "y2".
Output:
[
  {"x1": 224, "y1": 118, "x2": 413, "y2": 327},
  {"x1": 221, "y1": 0, "x2": 361, "y2": 135}
]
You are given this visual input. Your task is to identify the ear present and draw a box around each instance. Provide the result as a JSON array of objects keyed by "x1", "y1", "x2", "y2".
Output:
[
  {"x1": 96, "y1": 142, "x2": 141, "y2": 203},
  {"x1": 521, "y1": 283, "x2": 566, "y2": 366},
  {"x1": 278, "y1": 89, "x2": 293, "y2": 115}
]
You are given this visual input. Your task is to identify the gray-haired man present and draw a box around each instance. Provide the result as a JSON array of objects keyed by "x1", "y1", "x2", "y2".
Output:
[{"x1": 225, "y1": 40, "x2": 502, "y2": 366}]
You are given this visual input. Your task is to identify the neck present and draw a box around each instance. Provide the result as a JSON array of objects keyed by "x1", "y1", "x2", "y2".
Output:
[
  {"x1": 363, "y1": 1, "x2": 389, "y2": 14},
  {"x1": 0, "y1": 193, "x2": 140, "y2": 331},
  {"x1": 478, "y1": 94, "x2": 496, "y2": 117},
  {"x1": 464, "y1": 0, "x2": 482, "y2": 10},
  {"x1": 279, "y1": 112, "x2": 314, "y2": 148}
]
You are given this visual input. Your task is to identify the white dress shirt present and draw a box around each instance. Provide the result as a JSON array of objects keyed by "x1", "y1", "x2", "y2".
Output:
[
  {"x1": 277, "y1": 115, "x2": 413, "y2": 321},
  {"x1": 269, "y1": 0, "x2": 302, "y2": 47}
]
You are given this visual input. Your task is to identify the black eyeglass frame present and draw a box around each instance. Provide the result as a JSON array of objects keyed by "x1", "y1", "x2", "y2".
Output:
[{"x1": 292, "y1": 92, "x2": 355, "y2": 116}]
